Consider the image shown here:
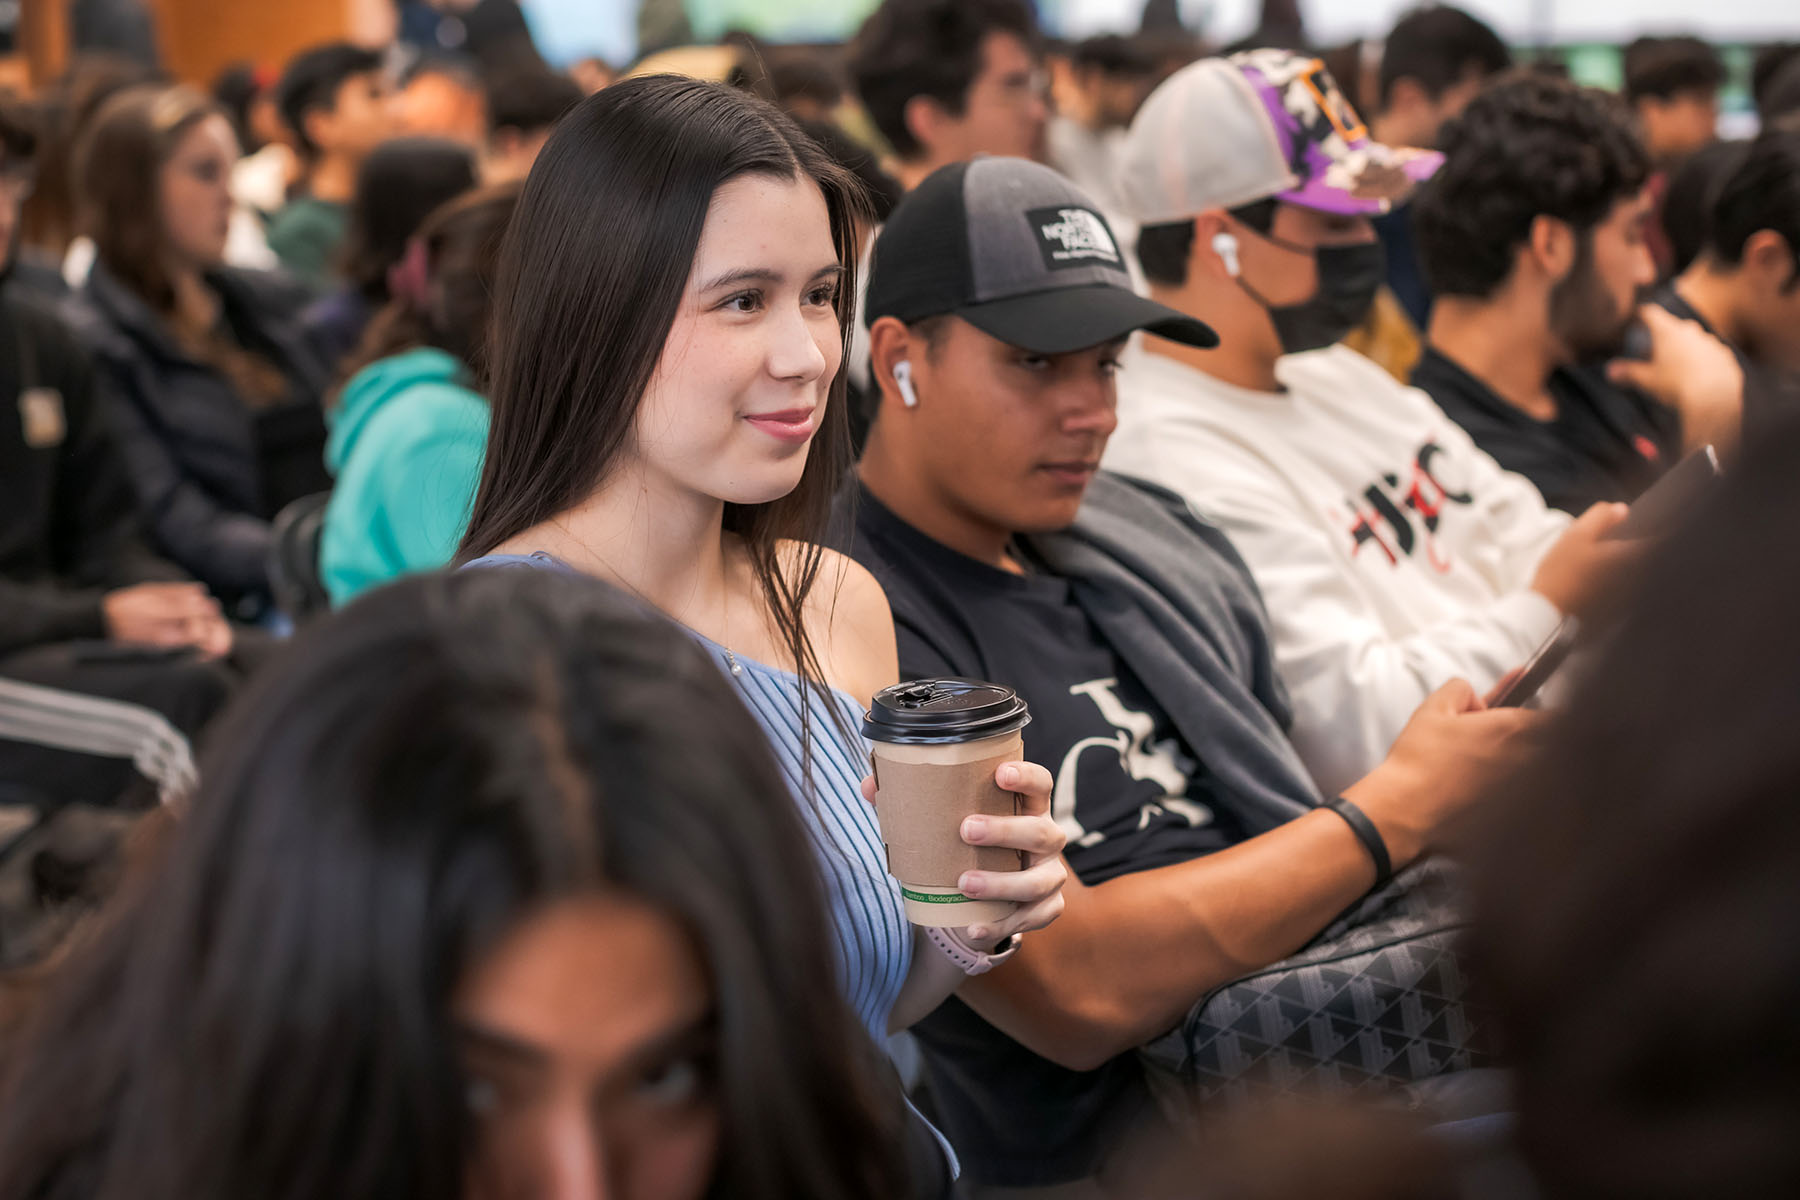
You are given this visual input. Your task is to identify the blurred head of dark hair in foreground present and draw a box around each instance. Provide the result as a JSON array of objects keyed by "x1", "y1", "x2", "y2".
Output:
[
  {"x1": 1467, "y1": 412, "x2": 1800, "y2": 1199},
  {"x1": 0, "y1": 568, "x2": 910, "y2": 1200}
]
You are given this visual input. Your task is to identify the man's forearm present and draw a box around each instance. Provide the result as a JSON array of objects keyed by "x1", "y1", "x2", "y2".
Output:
[{"x1": 959, "y1": 807, "x2": 1379, "y2": 1071}]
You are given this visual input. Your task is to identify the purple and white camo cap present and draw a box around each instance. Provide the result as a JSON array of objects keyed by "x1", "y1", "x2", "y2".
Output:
[{"x1": 1118, "y1": 48, "x2": 1443, "y2": 224}]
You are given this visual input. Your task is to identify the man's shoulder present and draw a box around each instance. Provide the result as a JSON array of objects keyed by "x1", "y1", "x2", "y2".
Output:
[
  {"x1": 2, "y1": 288, "x2": 103, "y2": 389},
  {"x1": 266, "y1": 199, "x2": 344, "y2": 252},
  {"x1": 1285, "y1": 343, "x2": 1429, "y2": 403},
  {"x1": 2, "y1": 288, "x2": 80, "y2": 351},
  {"x1": 269, "y1": 196, "x2": 343, "y2": 228},
  {"x1": 1081, "y1": 469, "x2": 1205, "y2": 528}
]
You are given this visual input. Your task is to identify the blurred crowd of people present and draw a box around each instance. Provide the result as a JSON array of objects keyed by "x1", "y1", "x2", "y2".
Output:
[{"x1": 1, "y1": 2, "x2": 1799, "y2": 1198}]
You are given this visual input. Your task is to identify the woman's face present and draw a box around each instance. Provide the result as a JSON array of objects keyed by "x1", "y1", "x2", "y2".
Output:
[
  {"x1": 456, "y1": 892, "x2": 720, "y2": 1200},
  {"x1": 159, "y1": 114, "x2": 239, "y2": 270},
  {"x1": 630, "y1": 172, "x2": 844, "y2": 508}
]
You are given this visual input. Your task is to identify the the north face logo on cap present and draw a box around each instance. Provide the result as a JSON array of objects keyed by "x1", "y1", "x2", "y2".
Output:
[{"x1": 1029, "y1": 206, "x2": 1121, "y2": 271}]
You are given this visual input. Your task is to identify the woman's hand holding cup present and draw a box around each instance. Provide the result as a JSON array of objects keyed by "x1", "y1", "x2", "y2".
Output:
[{"x1": 955, "y1": 759, "x2": 1066, "y2": 946}]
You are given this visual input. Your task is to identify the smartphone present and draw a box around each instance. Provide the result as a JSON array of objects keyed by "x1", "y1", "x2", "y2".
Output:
[
  {"x1": 1490, "y1": 618, "x2": 1579, "y2": 709},
  {"x1": 1607, "y1": 444, "x2": 1721, "y2": 541}
]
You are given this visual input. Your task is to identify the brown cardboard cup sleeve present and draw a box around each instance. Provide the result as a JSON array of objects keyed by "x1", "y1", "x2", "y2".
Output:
[{"x1": 870, "y1": 737, "x2": 1023, "y2": 927}]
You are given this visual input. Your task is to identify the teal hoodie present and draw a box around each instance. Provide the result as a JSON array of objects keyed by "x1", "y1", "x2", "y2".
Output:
[{"x1": 321, "y1": 347, "x2": 488, "y2": 605}]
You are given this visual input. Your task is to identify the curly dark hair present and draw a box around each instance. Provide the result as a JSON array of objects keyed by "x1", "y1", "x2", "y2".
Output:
[
  {"x1": 1414, "y1": 71, "x2": 1650, "y2": 299},
  {"x1": 847, "y1": 0, "x2": 1039, "y2": 160},
  {"x1": 1468, "y1": 409, "x2": 1800, "y2": 1199}
]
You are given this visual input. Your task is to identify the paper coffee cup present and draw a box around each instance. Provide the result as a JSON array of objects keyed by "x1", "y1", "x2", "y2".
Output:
[{"x1": 864, "y1": 679, "x2": 1032, "y2": 928}]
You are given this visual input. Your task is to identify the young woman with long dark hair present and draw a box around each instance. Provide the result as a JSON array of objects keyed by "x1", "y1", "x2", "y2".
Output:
[
  {"x1": 457, "y1": 75, "x2": 1068, "y2": 1182},
  {"x1": 69, "y1": 84, "x2": 331, "y2": 615},
  {"x1": 0, "y1": 567, "x2": 914, "y2": 1200}
]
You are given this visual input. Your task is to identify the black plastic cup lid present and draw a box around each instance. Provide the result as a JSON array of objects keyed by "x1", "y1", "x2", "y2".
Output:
[{"x1": 863, "y1": 678, "x2": 1031, "y2": 745}]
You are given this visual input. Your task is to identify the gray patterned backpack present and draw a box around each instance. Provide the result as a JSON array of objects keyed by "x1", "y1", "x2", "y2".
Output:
[{"x1": 1139, "y1": 860, "x2": 1493, "y2": 1107}]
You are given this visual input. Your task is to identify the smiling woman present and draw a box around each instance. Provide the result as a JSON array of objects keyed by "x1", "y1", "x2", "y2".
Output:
[
  {"x1": 0, "y1": 568, "x2": 913, "y2": 1200},
  {"x1": 458, "y1": 75, "x2": 1071, "y2": 1195}
]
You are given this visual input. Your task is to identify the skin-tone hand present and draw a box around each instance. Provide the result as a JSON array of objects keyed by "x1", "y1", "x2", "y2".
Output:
[
  {"x1": 1607, "y1": 304, "x2": 1743, "y2": 455},
  {"x1": 860, "y1": 760, "x2": 1068, "y2": 949},
  {"x1": 101, "y1": 582, "x2": 234, "y2": 659},
  {"x1": 1343, "y1": 678, "x2": 1541, "y2": 866},
  {"x1": 1531, "y1": 501, "x2": 1641, "y2": 618}
]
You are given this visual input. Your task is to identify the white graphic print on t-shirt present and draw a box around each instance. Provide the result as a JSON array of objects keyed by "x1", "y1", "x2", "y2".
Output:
[{"x1": 1052, "y1": 677, "x2": 1208, "y2": 849}]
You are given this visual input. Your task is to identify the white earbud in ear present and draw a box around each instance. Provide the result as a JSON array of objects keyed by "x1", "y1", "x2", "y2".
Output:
[
  {"x1": 1212, "y1": 231, "x2": 1241, "y2": 278},
  {"x1": 894, "y1": 359, "x2": 920, "y2": 408}
]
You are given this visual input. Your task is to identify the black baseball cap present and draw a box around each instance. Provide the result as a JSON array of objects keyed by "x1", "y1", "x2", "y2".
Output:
[{"x1": 863, "y1": 157, "x2": 1218, "y2": 355}]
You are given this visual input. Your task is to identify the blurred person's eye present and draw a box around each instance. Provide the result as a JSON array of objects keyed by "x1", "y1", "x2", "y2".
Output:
[
  {"x1": 1099, "y1": 357, "x2": 1122, "y2": 377},
  {"x1": 1002, "y1": 69, "x2": 1048, "y2": 98},
  {"x1": 465, "y1": 1075, "x2": 502, "y2": 1116},
  {"x1": 632, "y1": 1046, "x2": 714, "y2": 1109},
  {"x1": 182, "y1": 160, "x2": 225, "y2": 185},
  {"x1": 1015, "y1": 353, "x2": 1051, "y2": 372},
  {"x1": 804, "y1": 281, "x2": 839, "y2": 308}
]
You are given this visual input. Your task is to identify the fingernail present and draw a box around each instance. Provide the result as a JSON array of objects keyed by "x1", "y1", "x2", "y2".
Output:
[
  {"x1": 959, "y1": 873, "x2": 983, "y2": 896},
  {"x1": 962, "y1": 815, "x2": 988, "y2": 841},
  {"x1": 998, "y1": 766, "x2": 1019, "y2": 788},
  {"x1": 966, "y1": 925, "x2": 989, "y2": 941}
]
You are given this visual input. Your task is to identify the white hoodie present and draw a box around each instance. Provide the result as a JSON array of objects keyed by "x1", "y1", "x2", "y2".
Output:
[{"x1": 1104, "y1": 343, "x2": 1569, "y2": 796}]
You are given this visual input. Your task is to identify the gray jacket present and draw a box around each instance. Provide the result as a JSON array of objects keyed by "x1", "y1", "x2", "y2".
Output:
[{"x1": 1018, "y1": 471, "x2": 1323, "y2": 831}]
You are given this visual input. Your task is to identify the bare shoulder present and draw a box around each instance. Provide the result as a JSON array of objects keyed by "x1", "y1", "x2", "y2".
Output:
[{"x1": 778, "y1": 540, "x2": 898, "y2": 708}]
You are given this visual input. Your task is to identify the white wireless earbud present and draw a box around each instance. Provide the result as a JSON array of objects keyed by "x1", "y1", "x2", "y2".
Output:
[
  {"x1": 1212, "y1": 231, "x2": 1242, "y2": 278},
  {"x1": 894, "y1": 359, "x2": 920, "y2": 408}
]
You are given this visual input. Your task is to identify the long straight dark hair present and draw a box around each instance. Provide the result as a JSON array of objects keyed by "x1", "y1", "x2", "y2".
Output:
[
  {"x1": 457, "y1": 75, "x2": 871, "y2": 752},
  {"x1": 0, "y1": 568, "x2": 911, "y2": 1200}
]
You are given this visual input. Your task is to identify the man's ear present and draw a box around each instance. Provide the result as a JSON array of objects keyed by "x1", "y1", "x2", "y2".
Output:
[
  {"x1": 1528, "y1": 214, "x2": 1577, "y2": 282},
  {"x1": 1742, "y1": 229, "x2": 1797, "y2": 289},
  {"x1": 1190, "y1": 210, "x2": 1234, "y2": 282},
  {"x1": 902, "y1": 94, "x2": 949, "y2": 159},
  {"x1": 490, "y1": 126, "x2": 523, "y2": 160},
  {"x1": 302, "y1": 105, "x2": 334, "y2": 155},
  {"x1": 1385, "y1": 77, "x2": 1429, "y2": 124},
  {"x1": 868, "y1": 316, "x2": 919, "y2": 413}
]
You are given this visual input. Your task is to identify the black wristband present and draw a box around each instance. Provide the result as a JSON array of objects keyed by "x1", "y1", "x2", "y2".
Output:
[{"x1": 1326, "y1": 797, "x2": 1393, "y2": 889}]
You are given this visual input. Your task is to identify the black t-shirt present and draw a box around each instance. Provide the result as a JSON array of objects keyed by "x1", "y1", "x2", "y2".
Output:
[
  {"x1": 847, "y1": 486, "x2": 1244, "y2": 1187},
  {"x1": 1412, "y1": 344, "x2": 1683, "y2": 514}
]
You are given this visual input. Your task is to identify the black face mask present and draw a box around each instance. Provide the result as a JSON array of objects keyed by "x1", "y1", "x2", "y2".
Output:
[{"x1": 1242, "y1": 240, "x2": 1386, "y2": 356}]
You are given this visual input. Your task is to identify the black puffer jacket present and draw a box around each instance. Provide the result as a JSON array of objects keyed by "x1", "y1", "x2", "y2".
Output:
[
  {"x1": 67, "y1": 264, "x2": 331, "y2": 609},
  {"x1": 0, "y1": 287, "x2": 187, "y2": 656}
]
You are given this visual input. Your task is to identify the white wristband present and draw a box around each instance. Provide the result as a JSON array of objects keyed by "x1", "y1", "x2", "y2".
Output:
[{"x1": 925, "y1": 926, "x2": 1020, "y2": 975}]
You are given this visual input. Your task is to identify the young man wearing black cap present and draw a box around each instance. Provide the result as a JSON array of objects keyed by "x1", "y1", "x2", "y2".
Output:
[
  {"x1": 849, "y1": 155, "x2": 1532, "y2": 1196},
  {"x1": 1102, "y1": 50, "x2": 1640, "y2": 799}
]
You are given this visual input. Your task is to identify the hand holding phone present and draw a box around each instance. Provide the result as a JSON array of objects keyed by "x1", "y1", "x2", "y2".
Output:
[{"x1": 1489, "y1": 618, "x2": 1579, "y2": 709}]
